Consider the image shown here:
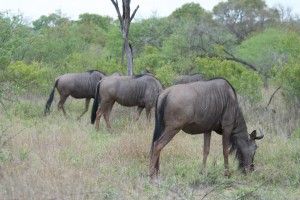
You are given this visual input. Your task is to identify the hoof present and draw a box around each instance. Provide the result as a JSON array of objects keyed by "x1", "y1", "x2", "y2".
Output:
[
  {"x1": 199, "y1": 169, "x2": 205, "y2": 175},
  {"x1": 148, "y1": 169, "x2": 159, "y2": 180},
  {"x1": 224, "y1": 170, "x2": 231, "y2": 177}
]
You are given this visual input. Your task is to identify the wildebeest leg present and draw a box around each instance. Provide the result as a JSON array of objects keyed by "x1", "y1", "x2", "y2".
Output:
[
  {"x1": 222, "y1": 127, "x2": 232, "y2": 177},
  {"x1": 103, "y1": 102, "x2": 115, "y2": 133},
  {"x1": 200, "y1": 132, "x2": 211, "y2": 174},
  {"x1": 95, "y1": 106, "x2": 105, "y2": 131},
  {"x1": 135, "y1": 106, "x2": 144, "y2": 121},
  {"x1": 57, "y1": 95, "x2": 68, "y2": 116},
  {"x1": 145, "y1": 107, "x2": 151, "y2": 123},
  {"x1": 77, "y1": 98, "x2": 90, "y2": 120},
  {"x1": 149, "y1": 129, "x2": 179, "y2": 178}
]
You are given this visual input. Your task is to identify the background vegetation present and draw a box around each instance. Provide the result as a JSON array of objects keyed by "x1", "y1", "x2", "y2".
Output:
[{"x1": 0, "y1": 0, "x2": 299, "y2": 199}]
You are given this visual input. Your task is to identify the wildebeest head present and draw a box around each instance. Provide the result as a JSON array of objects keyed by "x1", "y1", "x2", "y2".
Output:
[{"x1": 234, "y1": 130, "x2": 264, "y2": 173}]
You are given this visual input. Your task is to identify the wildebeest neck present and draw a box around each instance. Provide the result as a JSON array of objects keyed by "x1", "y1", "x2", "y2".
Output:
[{"x1": 232, "y1": 108, "x2": 248, "y2": 136}]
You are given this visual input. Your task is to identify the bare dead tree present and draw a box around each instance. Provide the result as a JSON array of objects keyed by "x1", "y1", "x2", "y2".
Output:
[{"x1": 111, "y1": 0, "x2": 139, "y2": 75}]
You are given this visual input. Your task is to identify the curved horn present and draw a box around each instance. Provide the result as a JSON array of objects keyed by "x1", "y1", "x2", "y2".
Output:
[{"x1": 255, "y1": 129, "x2": 265, "y2": 140}]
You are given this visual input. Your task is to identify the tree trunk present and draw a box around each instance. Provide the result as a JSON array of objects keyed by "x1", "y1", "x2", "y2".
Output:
[
  {"x1": 111, "y1": 0, "x2": 139, "y2": 76},
  {"x1": 124, "y1": 39, "x2": 133, "y2": 75}
]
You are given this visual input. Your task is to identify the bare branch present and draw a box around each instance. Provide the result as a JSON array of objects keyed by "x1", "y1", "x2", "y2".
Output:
[
  {"x1": 198, "y1": 53, "x2": 261, "y2": 73},
  {"x1": 223, "y1": 48, "x2": 235, "y2": 58},
  {"x1": 122, "y1": 0, "x2": 131, "y2": 19},
  {"x1": 201, "y1": 181, "x2": 228, "y2": 200},
  {"x1": 266, "y1": 86, "x2": 281, "y2": 108},
  {"x1": 130, "y1": 5, "x2": 139, "y2": 22},
  {"x1": 111, "y1": 0, "x2": 123, "y2": 24},
  {"x1": 226, "y1": 57, "x2": 260, "y2": 73}
]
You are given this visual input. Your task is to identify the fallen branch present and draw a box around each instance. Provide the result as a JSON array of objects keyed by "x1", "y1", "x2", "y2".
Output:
[
  {"x1": 201, "y1": 181, "x2": 228, "y2": 200},
  {"x1": 266, "y1": 86, "x2": 281, "y2": 108}
]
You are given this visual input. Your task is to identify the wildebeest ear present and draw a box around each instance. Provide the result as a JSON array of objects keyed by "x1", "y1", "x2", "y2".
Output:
[
  {"x1": 250, "y1": 130, "x2": 264, "y2": 140},
  {"x1": 250, "y1": 130, "x2": 257, "y2": 140}
]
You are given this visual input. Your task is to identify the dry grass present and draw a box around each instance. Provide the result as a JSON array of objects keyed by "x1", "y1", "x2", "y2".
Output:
[{"x1": 0, "y1": 93, "x2": 299, "y2": 199}]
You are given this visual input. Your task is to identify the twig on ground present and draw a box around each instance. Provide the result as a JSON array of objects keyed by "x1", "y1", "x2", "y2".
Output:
[
  {"x1": 201, "y1": 181, "x2": 228, "y2": 200},
  {"x1": 266, "y1": 86, "x2": 281, "y2": 108}
]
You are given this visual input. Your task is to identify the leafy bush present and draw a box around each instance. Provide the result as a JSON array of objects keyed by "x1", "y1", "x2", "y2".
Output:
[
  {"x1": 2, "y1": 61, "x2": 49, "y2": 92},
  {"x1": 154, "y1": 64, "x2": 177, "y2": 87},
  {"x1": 134, "y1": 46, "x2": 165, "y2": 74},
  {"x1": 273, "y1": 30, "x2": 300, "y2": 104},
  {"x1": 170, "y1": 55, "x2": 198, "y2": 75},
  {"x1": 0, "y1": 82, "x2": 22, "y2": 102},
  {"x1": 194, "y1": 57, "x2": 263, "y2": 101},
  {"x1": 275, "y1": 57, "x2": 300, "y2": 103}
]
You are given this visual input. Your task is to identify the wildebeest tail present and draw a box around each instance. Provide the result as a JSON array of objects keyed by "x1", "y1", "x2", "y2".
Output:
[
  {"x1": 44, "y1": 79, "x2": 58, "y2": 115},
  {"x1": 91, "y1": 81, "x2": 101, "y2": 124},
  {"x1": 151, "y1": 94, "x2": 168, "y2": 151}
]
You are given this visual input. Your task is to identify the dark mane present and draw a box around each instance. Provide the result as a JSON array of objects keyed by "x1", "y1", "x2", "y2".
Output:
[
  {"x1": 189, "y1": 73, "x2": 205, "y2": 76},
  {"x1": 133, "y1": 74, "x2": 165, "y2": 89},
  {"x1": 229, "y1": 134, "x2": 243, "y2": 169},
  {"x1": 86, "y1": 70, "x2": 106, "y2": 75},
  {"x1": 229, "y1": 108, "x2": 247, "y2": 167},
  {"x1": 208, "y1": 77, "x2": 237, "y2": 97},
  {"x1": 133, "y1": 74, "x2": 147, "y2": 79}
]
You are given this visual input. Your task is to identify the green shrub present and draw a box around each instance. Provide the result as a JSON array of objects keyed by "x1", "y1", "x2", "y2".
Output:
[
  {"x1": 134, "y1": 46, "x2": 166, "y2": 74},
  {"x1": 194, "y1": 57, "x2": 263, "y2": 101},
  {"x1": 3, "y1": 61, "x2": 48, "y2": 92},
  {"x1": 155, "y1": 64, "x2": 177, "y2": 87},
  {"x1": 275, "y1": 57, "x2": 300, "y2": 102}
]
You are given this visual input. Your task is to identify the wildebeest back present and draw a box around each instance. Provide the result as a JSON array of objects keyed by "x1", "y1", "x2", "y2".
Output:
[
  {"x1": 99, "y1": 75, "x2": 162, "y2": 107},
  {"x1": 158, "y1": 78, "x2": 238, "y2": 134},
  {"x1": 57, "y1": 71, "x2": 105, "y2": 99},
  {"x1": 175, "y1": 73, "x2": 205, "y2": 85}
]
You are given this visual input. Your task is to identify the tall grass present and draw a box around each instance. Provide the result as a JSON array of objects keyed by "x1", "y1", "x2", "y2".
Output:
[{"x1": 0, "y1": 90, "x2": 299, "y2": 199}]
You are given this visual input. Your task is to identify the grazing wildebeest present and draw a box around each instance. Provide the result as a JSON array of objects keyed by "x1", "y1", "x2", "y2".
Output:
[
  {"x1": 175, "y1": 73, "x2": 205, "y2": 84},
  {"x1": 149, "y1": 78, "x2": 264, "y2": 178},
  {"x1": 141, "y1": 69, "x2": 152, "y2": 75},
  {"x1": 44, "y1": 70, "x2": 106, "y2": 119},
  {"x1": 91, "y1": 74, "x2": 163, "y2": 132},
  {"x1": 111, "y1": 71, "x2": 122, "y2": 76}
]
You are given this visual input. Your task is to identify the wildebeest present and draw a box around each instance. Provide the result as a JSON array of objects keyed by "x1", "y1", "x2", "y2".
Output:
[
  {"x1": 175, "y1": 73, "x2": 205, "y2": 84},
  {"x1": 141, "y1": 69, "x2": 152, "y2": 75},
  {"x1": 149, "y1": 78, "x2": 264, "y2": 178},
  {"x1": 111, "y1": 71, "x2": 122, "y2": 76},
  {"x1": 44, "y1": 70, "x2": 106, "y2": 119},
  {"x1": 91, "y1": 74, "x2": 163, "y2": 132}
]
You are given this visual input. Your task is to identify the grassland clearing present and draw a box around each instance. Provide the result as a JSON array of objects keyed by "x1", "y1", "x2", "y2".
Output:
[{"x1": 0, "y1": 91, "x2": 299, "y2": 199}]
